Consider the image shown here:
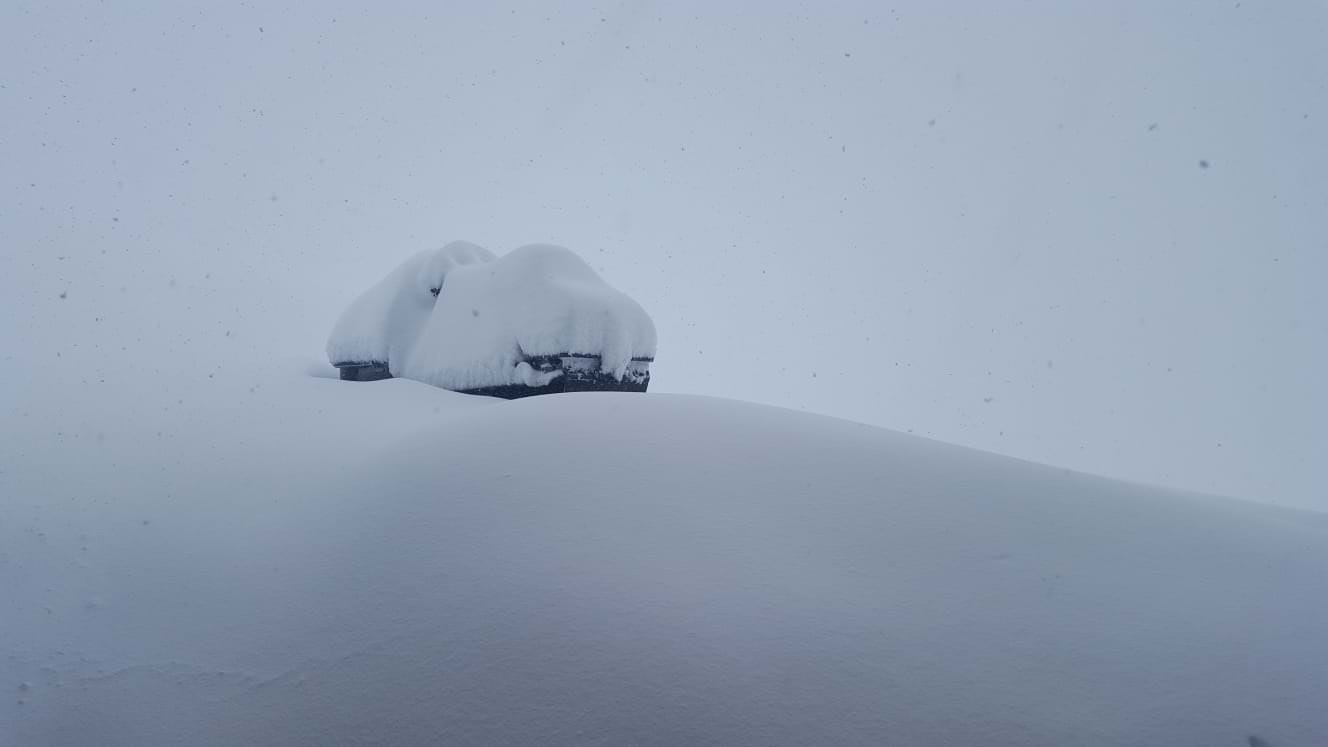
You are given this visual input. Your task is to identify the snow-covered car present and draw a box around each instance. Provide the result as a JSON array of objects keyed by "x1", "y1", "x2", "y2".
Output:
[{"x1": 327, "y1": 241, "x2": 656, "y2": 397}]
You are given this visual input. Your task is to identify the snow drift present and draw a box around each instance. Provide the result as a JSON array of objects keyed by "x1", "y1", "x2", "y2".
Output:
[
  {"x1": 4, "y1": 371, "x2": 1326, "y2": 746},
  {"x1": 327, "y1": 242, "x2": 657, "y2": 391}
]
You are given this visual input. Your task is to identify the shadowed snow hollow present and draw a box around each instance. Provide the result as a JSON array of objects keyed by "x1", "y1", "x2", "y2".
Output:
[{"x1": 327, "y1": 242, "x2": 657, "y2": 391}]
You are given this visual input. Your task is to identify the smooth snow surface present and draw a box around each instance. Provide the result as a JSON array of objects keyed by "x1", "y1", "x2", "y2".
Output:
[
  {"x1": 327, "y1": 243, "x2": 656, "y2": 390},
  {"x1": 4, "y1": 370, "x2": 1326, "y2": 746}
]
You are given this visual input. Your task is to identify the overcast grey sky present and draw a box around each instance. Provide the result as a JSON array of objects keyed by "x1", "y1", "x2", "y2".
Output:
[{"x1": 3, "y1": 1, "x2": 1325, "y2": 508}]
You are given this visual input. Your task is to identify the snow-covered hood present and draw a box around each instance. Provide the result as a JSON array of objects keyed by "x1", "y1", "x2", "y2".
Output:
[{"x1": 327, "y1": 242, "x2": 657, "y2": 391}]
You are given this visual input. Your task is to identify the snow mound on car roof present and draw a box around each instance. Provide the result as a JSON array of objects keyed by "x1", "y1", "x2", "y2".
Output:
[
  {"x1": 328, "y1": 242, "x2": 656, "y2": 391},
  {"x1": 400, "y1": 244, "x2": 656, "y2": 390},
  {"x1": 326, "y1": 240, "x2": 495, "y2": 368}
]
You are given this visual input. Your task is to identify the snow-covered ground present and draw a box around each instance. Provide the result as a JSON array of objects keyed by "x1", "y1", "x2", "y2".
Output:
[{"x1": 5, "y1": 364, "x2": 1325, "y2": 746}]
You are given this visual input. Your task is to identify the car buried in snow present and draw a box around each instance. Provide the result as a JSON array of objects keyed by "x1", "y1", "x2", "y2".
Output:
[{"x1": 327, "y1": 241, "x2": 656, "y2": 398}]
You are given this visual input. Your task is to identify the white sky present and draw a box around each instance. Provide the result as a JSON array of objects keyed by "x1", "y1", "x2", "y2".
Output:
[{"x1": 3, "y1": 1, "x2": 1325, "y2": 508}]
